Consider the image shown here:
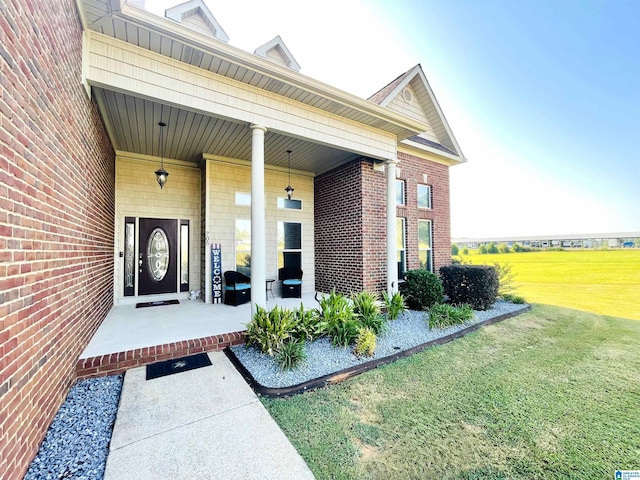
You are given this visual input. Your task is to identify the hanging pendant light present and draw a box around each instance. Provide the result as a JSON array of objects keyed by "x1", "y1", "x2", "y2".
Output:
[
  {"x1": 284, "y1": 149, "x2": 294, "y2": 200},
  {"x1": 155, "y1": 121, "x2": 169, "y2": 189}
]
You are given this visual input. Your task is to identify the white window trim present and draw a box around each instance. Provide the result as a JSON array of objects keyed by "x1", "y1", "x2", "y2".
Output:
[
  {"x1": 397, "y1": 217, "x2": 406, "y2": 276},
  {"x1": 277, "y1": 221, "x2": 303, "y2": 269},
  {"x1": 418, "y1": 219, "x2": 433, "y2": 272},
  {"x1": 396, "y1": 179, "x2": 405, "y2": 206},
  {"x1": 417, "y1": 184, "x2": 432, "y2": 210}
]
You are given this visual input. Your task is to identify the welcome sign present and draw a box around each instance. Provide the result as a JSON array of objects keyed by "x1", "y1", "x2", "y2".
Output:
[{"x1": 211, "y1": 243, "x2": 222, "y2": 304}]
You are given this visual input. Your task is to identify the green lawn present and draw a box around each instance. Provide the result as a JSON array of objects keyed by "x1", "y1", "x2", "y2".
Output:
[
  {"x1": 263, "y1": 305, "x2": 640, "y2": 479},
  {"x1": 461, "y1": 249, "x2": 640, "y2": 320}
]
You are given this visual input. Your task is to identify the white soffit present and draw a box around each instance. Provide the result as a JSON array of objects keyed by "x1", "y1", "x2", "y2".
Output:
[
  {"x1": 254, "y1": 35, "x2": 301, "y2": 72},
  {"x1": 165, "y1": 0, "x2": 229, "y2": 43}
]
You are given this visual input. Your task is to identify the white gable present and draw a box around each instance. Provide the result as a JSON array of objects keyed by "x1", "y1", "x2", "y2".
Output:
[
  {"x1": 374, "y1": 65, "x2": 462, "y2": 156},
  {"x1": 387, "y1": 84, "x2": 438, "y2": 142},
  {"x1": 254, "y1": 36, "x2": 301, "y2": 72},
  {"x1": 165, "y1": 0, "x2": 229, "y2": 43}
]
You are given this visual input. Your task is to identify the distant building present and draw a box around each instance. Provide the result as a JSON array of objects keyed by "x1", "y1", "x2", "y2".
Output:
[{"x1": 453, "y1": 232, "x2": 640, "y2": 249}]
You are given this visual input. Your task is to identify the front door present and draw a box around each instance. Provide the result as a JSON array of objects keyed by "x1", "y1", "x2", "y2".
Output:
[{"x1": 138, "y1": 218, "x2": 178, "y2": 295}]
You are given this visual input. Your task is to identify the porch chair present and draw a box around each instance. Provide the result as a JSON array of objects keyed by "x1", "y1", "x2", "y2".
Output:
[
  {"x1": 223, "y1": 271, "x2": 251, "y2": 306},
  {"x1": 279, "y1": 267, "x2": 303, "y2": 298}
]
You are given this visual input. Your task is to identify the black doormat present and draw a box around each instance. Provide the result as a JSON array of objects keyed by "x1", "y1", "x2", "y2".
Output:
[
  {"x1": 135, "y1": 299, "x2": 180, "y2": 308},
  {"x1": 146, "y1": 353, "x2": 212, "y2": 380}
]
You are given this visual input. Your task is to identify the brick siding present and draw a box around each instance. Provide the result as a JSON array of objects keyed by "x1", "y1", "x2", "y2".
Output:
[
  {"x1": 315, "y1": 153, "x2": 452, "y2": 296},
  {"x1": 397, "y1": 152, "x2": 452, "y2": 274},
  {"x1": 0, "y1": 1, "x2": 115, "y2": 478},
  {"x1": 314, "y1": 159, "x2": 365, "y2": 293},
  {"x1": 76, "y1": 331, "x2": 245, "y2": 380}
]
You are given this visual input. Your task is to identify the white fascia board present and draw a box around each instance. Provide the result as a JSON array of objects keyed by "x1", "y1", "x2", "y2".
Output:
[{"x1": 399, "y1": 139, "x2": 467, "y2": 167}]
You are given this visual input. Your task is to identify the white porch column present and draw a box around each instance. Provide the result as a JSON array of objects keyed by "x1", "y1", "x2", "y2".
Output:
[
  {"x1": 386, "y1": 158, "x2": 398, "y2": 295},
  {"x1": 250, "y1": 124, "x2": 267, "y2": 313}
]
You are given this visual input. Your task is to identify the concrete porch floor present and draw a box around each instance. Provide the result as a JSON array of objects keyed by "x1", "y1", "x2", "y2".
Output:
[{"x1": 76, "y1": 293, "x2": 321, "y2": 378}]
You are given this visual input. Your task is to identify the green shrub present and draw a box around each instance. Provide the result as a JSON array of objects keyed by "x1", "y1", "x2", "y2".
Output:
[
  {"x1": 382, "y1": 291, "x2": 406, "y2": 320},
  {"x1": 351, "y1": 291, "x2": 381, "y2": 320},
  {"x1": 399, "y1": 269, "x2": 444, "y2": 310},
  {"x1": 275, "y1": 338, "x2": 306, "y2": 370},
  {"x1": 428, "y1": 303, "x2": 475, "y2": 328},
  {"x1": 462, "y1": 248, "x2": 469, "y2": 255},
  {"x1": 439, "y1": 264, "x2": 499, "y2": 310},
  {"x1": 451, "y1": 243, "x2": 459, "y2": 256},
  {"x1": 498, "y1": 243, "x2": 510, "y2": 253},
  {"x1": 293, "y1": 303, "x2": 327, "y2": 341},
  {"x1": 318, "y1": 290, "x2": 359, "y2": 346},
  {"x1": 330, "y1": 317, "x2": 361, "y2": 346},
  {"x1": 479, "y1": 245, "x2": 488, "y2": 254},
  {"x1": 352, "y1": 291, "x2": 386, "y2": 335},
  {"x1": 318, "y1": 290, "x2": 352, "y2": 322},
  {"x1": 354, "y1": 327, "x2": 377, "y2": 357},
  {"x1": 360, "y1": 314, "x2": 387, "y2": 336},
  {"x1": 487, "y1": 243, "x2": 499, "y2": 254},
  {"x1": 502, "y1": 293, "x2": 526, "y2": 304},
  {"x1": 245, "y1": 306, "x2": 297, "y2": 356}
]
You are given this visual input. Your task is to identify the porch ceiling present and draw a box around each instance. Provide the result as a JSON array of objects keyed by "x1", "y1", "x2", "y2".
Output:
[
  {"x1": 76, "y1": 0, "x2": 427, "y2": 174},
  {"x1": 94, "y1": 88, "x2": 359, "y2": 173}
]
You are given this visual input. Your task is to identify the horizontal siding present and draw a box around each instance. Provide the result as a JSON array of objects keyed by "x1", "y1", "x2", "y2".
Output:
[{"x1": 85, "y1": 32, "x2": 397, "y2": 161}]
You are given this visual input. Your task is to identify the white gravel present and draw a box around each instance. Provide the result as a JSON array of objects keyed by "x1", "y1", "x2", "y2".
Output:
[{"x1": 230, "y1": 300, "x2": 529, "y2": 389}]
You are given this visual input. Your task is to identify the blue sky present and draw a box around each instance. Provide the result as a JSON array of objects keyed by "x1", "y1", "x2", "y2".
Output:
[{"x1": 150, "y1": 0, "x2": 639, "y2": 237}]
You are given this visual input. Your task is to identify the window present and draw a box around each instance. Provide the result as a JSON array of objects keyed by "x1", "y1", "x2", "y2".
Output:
[
  {"x1": 235, "y1": 219, "x2": 251, "y2": 276},
  {"x1": 180, "y1": 220, "x2": 189, "y2": 292},
  {"x1": 277, "y1": 198, "x2": 302, "y2": 210},
  {"x1": 417, "y1": 184, "x2": 432, "y2": 209},
  {"x1": 278, "y1": 222, "x2": 302, "y2": 270},
  {"x1": 396, "y1": 180, "x2": 405, "y2": 206},
  {"x1": 235, "y1": 192, "x2": 251, "y2": 206},
  {"x1": 123, "y1": 217, "x2": 135, "y2": 297},
  {"x1": 397, "y1": 217, "x2": 406, "y2": 278},
  {"x1": 418, "y1": 220, "x2": 433, "y2": 272}
]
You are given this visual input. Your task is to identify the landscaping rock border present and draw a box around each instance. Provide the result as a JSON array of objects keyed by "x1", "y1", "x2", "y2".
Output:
[{"x1": 227, "y1": 301, "x2": 530, "y2": 397}]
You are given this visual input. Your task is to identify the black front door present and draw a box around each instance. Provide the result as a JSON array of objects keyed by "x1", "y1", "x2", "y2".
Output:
[{"x1": 138, "y1": 218, "x2": 178, "y2": 295}]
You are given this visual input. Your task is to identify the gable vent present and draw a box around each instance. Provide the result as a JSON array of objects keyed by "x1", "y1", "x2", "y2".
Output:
[{"x1": 402, "y1": 88, "x2": 413, "y2": 102}]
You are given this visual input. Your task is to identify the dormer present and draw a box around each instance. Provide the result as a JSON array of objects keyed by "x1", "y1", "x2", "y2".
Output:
[
  {"x1": 165, "y1": 0, "x2": 229, "y2": 43},
  {"x1": 254, "y1": 35, "x2": 301, "y2": 72}
]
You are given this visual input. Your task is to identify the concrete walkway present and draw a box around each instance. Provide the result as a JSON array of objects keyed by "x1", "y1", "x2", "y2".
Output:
[{"x1": 104, "y1": 352, "x2": 315, "y2": 480}]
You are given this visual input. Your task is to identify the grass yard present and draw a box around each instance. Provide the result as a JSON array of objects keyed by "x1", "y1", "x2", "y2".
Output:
[
  {"x1": 263, "y1": 305, "x2": 640, "y2": 479},
  {"x1": 460, "y1": 249, "x2": 640, "y2": 320}
]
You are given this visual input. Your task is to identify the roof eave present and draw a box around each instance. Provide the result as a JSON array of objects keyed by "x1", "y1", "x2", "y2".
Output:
[
  {"x1": 87, "y1": 0, "x2": 428, "y2": 140},
  {"x1": 399, "y1": 139, "x2": 467, "y2": 166}
]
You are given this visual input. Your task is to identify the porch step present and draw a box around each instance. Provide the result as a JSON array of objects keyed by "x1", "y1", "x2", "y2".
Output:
[{"x1": 76, "y1": 331, "x2": 246, "y2": 380}]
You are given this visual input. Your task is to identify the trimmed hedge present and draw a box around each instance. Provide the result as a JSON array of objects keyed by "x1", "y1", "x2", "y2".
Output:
[
  {"x1": 439, "y1": 264, "x2": 499, "y2": 310},
  {"x1": 399, "y1": 269, "x2": 443, "y2": 310}
]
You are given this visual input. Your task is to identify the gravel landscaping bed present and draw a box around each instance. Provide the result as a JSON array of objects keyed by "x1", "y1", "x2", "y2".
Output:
[
  {"x1": 230, "y1": 300, "x2": 529, "y2": 389},
  {"x1": 25, "y1": 375, "x2": 123, "y2": 480}
]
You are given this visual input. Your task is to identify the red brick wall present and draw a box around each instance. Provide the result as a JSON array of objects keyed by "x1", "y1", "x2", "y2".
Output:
[
  {"x1": 0, "y1": 1, "x2": 115, "y2": 478},
  {"x1": 315, "y1": 153, "x2": 452, "y2": 296},
  {"x1": 314, "y1": 159, "x2": 364, "y2": 293},
  {"x1": 397, "y1": 152, "x2": 452, "y2": 274},
  {"x1": 361, "y1": 160, "x2": 387, "y2": 292}
]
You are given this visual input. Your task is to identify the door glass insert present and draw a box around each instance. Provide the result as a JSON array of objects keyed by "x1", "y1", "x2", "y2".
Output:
[{"x1": 147, "y1": 228, "x2": 170, "y2": 281}]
